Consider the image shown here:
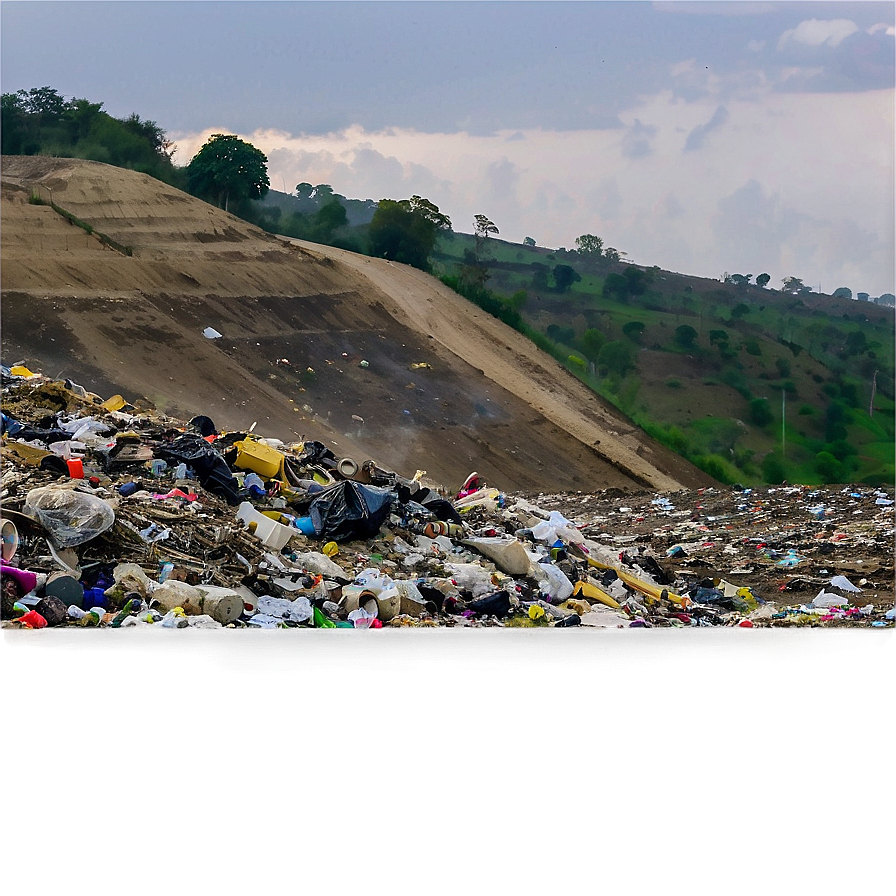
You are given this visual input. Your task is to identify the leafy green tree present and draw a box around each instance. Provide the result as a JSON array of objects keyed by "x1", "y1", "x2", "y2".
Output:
[
  {"x1": 756, "y1": 273, "x2": 771, "y2": 288},
  {"x1": 623, "y1": 266, "x2": 651, "y2": 296},
  {"x1": 603, "y1": 272, "x2": 629, "y2": 301},
  {"x1": 597, "y1": 340, "x2": 635, "y2": 377},
  {"x1": 295, "y1": 182, "x2": 314, "y2": 199},
  {"x1": 575, "y1": 234, "x2": 603, "y2": 257},
  {"x1": 749, "y1": 397, "x2": 774, "y2": 426},
  {"x1": 832, "y1": 286, "x2": 852, "y2": 299},
  {"x1": 474, "y1": 214, "x2": 498, "y2": 239},
  {"x1": 709, "y1": 329, "x2": 729, "y2": 347},
  {"x1": 622, "y1": 320, "x2": 646, "y2": 342},
  {"x1": 814, "y1": 451, "x2": 844, "y2": 483},
  {"x1": 311, "y1": 199, "x2": 348, "y2": 242},
  {"x1": 581, "y1": 328, "x2": 605, "y2": 361},
  {"x1": 546, "y1": 323, "x2": 576, "y2": 344},
  {"x1": 368, "y1": 195, "x2": 451, "y2": 271},
  {"x1": 187, "y1": 134, "x2": 269, "y2": 211},
  {"x1": 730, "y1": 302, "x2": 751, "y2": 320},
  {"x1": 531, "y1": 262, "x2": 550, "y2": 290},
  {"x1": 522, "y1": 236, "x2": 536, "y2": 247},
  {"x1": 728, "y1": 273, "x2": 752, "y2": 287},
  {"x1": 603, "y1": 247, "x2": 621, "y2": 262},
  {"x1": 761, "y1": 451, "x2": 787, "y2": 484},
  {"x1": 674, "y1": 324, "x2": 698, "y2": 348},
  {"x1": 552, "y1": 264, "x2": 581, "y2": 293}
]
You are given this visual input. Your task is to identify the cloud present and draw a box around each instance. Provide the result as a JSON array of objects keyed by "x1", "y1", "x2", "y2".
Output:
[
  {"x1": 747, "y1": 39, "x2": 766, "y2": 53},
  {"x1": 683, "y1": 105, "x2": 729, "y2": 152},
  {"x1": 621, "y1": 119, "x2": 658, "y2": 159},
  {"x1": 777, "y1": 19, "x2": 859, "y2": 51}
]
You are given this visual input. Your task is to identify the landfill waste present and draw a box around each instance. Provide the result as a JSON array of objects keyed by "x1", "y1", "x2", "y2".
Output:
[{"x1": 1, "y1": 368, "x2": 893, "y2": 630}]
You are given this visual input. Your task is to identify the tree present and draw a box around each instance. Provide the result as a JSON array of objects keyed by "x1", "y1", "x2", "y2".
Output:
[
  {"x1": 603, "y1": 247, "x2": 621, "y2": 262},
  {"x1": 522, "y1": 236, "x2": 536, "y2": 247},
  {"x1": 756, "y1": 273, "x2": 771, "y2": 288},
  {"x1": 832, "y1": 287, "x2": 852, "y2": 300},
  {"x1": 597, "y1": 340, "x2": 635, "y2": 377},
  {"x1": 368, "y1": 195, "x2": 451, "y2": 271},
  {"x1": 581, "y1": 328, "x2": 605, "y2": 361},
  {"x1": 311, "y1": 199, "x2": 348, "y2": 242},
  {"x1": 603, "y1": 273, "x2": 629, "y2": 302},
  {"x1": 187, "y1": 134, "x2": 269, "y2": 211},
  {"x1": 552, "y1": 264, "x2": 581, "y2": 293},
  {"x1": 728, "y1": 273, "x2": 752, "y2": 287},
  {"x1": 295, "y1": 182, "x2": 314, "y2": 199},
  {"x1": 730, "y1": 302, "x2": 750, "y2": 320},
  {"x1": 782, "y1": 276, "x2": 809, "y2": 295},
  {"x1": 531, "y1": 262, "x2": 550, "y2": 290},
  {"x1": 575, "y1": 234, "x2": 603, "y2": 257},
  {"x1": 857, "y1": 292, "x2": 870, "y2": 302},
  {"x1": 623, "y1": 266, "x2": 650, "y2": 296},
  {"x1": 622, "y1": 321, "x2": 646, "y2": 342},
  {"x1": 674, "y1": 324, "x2": 698, "y2": 348},
  {"x1": 709, "y1": 329, "x2": 729, "y2": 347},
  {"x1": 761, "y1": 451, "x2": 787, "y2": 484},
  {"x1": 749, "y1": 397, "x2": 774, "y2": 426},
  {"x1": 474, "y1": 214, "x2": 499, "y2": 240}
]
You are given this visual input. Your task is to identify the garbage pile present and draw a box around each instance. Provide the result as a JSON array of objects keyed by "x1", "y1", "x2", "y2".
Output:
[{"x1": 2, "y1": 365, "x2": 893, "y2": 630}]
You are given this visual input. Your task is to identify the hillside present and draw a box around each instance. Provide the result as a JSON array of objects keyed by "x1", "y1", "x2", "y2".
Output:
[
  {"x1": 0, "y1": 156, "x2": 710, "y2": 493},
  {"x1": 431, "y1": 233, "x2": 895, "y2": 486}
]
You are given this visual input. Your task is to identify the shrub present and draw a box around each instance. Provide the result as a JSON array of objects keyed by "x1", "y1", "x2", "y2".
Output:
[
  {"x1": 762, "y1": 451, "x2": 787, "y2": 484},
  {"x1": 749, "y1": 397, "x2": 774, "y2": 426}
]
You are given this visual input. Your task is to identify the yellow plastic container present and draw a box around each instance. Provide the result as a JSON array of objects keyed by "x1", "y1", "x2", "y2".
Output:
[{"x1": 234, "y1": 438, "x2": 285, "y2": 480}]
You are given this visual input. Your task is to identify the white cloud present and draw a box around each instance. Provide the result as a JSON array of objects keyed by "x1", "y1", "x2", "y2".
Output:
[
  {"x1": 777, "y1": 19, "x2": 860, "y2": 51},
  {"x1": 670, "y1": 58, "x2": 697, "y2": 78},
  {"x1": 747, "y1": 39, "x2": 766, "y2": 52},
  {"x1": 867, "y1": 23, "x2": 896, "y2": 37},
  {"x1": 170, "y1": 86, "x2": 894, "y2": 296}
]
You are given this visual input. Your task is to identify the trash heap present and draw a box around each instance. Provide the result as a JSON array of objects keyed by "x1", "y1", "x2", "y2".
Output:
[{"x1": 2, "y1": 365, "x2": 893, "y2": 630}]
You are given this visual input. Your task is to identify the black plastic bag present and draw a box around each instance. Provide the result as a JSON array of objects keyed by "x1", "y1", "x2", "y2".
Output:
[
  {"x1": 468, "y1": 590, "x2": 511, "y2": 618},
  {"x1": 156, "y1": 434, "x2": 240, "y2": 505},
  {"x1": 307, "y1": 481, "x2": 396, "y2": 542}
]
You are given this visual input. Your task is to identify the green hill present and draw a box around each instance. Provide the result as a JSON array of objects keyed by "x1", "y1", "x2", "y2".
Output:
[{"x1": 429, "y1": 232, "x2": 894, "y2": 487}]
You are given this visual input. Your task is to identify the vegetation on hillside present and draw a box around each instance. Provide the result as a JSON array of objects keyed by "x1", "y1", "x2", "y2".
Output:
[
  {"x1": 429, "y1": 231, "x2": 894, "y2": 487},
  {"x1": 5, "y1": 86, "x2": 892, "y2": 486}
]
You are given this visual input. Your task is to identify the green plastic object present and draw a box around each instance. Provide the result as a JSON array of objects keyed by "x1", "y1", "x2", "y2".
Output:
[{"x1": 312, "y1": 606, "x2": 336, "y2": 628}]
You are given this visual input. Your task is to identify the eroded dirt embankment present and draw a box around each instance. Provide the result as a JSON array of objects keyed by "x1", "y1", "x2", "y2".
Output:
[{"x1": 1, "y1": 155, "x2": 711, "y2": 492}]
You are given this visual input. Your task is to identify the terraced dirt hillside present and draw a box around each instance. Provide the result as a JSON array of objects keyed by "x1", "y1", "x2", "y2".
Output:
[{"x1": 1, "y1": 156, "x2": 711, "y2": 492}]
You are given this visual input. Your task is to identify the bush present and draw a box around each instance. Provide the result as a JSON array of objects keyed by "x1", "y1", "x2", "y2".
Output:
[
  {"x1": 749, "y1": 397, "x2": 774, "y2": 426},
  {"x1": 744, "y1": 340, "x2": 762, "y2": 356},
  {"x1": 814, "y1": 451, "x2": 844, "y2": 483},
  {"x1": 674, "y1": 325, "x2": 698, "y2": 348},
  {"x1": 665, "y1": 378, "x2": 682, "y2": 388},
  {"x1": 762, "y1": 451, "x2": 787, "y2": 484}
]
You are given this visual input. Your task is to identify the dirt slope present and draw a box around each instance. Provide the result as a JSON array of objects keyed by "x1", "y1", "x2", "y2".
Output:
[{"x1": 1, "y1": 156, "x2": 711, "y2": 492}]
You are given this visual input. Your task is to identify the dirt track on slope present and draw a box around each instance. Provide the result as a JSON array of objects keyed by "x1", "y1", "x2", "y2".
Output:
[{"x1": 1, "y1": 155, "x2": 711, "y2": 492}]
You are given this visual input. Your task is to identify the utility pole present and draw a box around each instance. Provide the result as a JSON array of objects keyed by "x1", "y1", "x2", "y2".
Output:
[
  {"x1": 870, "y1": 369, "x2": 878, "y2": 417},
  {"x1": 781, "y1": 389, "x2": 786, "y2": 457}
]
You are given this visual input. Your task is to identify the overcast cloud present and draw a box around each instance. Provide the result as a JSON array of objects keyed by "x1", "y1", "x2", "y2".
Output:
[{"x1": 2, "y1": 1, "x2": 893, "y2": 295}]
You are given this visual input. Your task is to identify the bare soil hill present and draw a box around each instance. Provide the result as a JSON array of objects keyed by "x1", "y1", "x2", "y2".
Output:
[{"x1": 1, "y1": 156, "x2": 710, "y2": 492}]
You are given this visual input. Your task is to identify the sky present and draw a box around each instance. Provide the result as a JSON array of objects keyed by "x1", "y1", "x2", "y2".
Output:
[{"x1": 2, "y1": 0, "x2": 894, "y2": 296}]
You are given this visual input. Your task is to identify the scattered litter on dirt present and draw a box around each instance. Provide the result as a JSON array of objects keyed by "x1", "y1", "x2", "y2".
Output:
[{"x1": 2, "y1": 366, "x2": 893, "y2": 631}]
